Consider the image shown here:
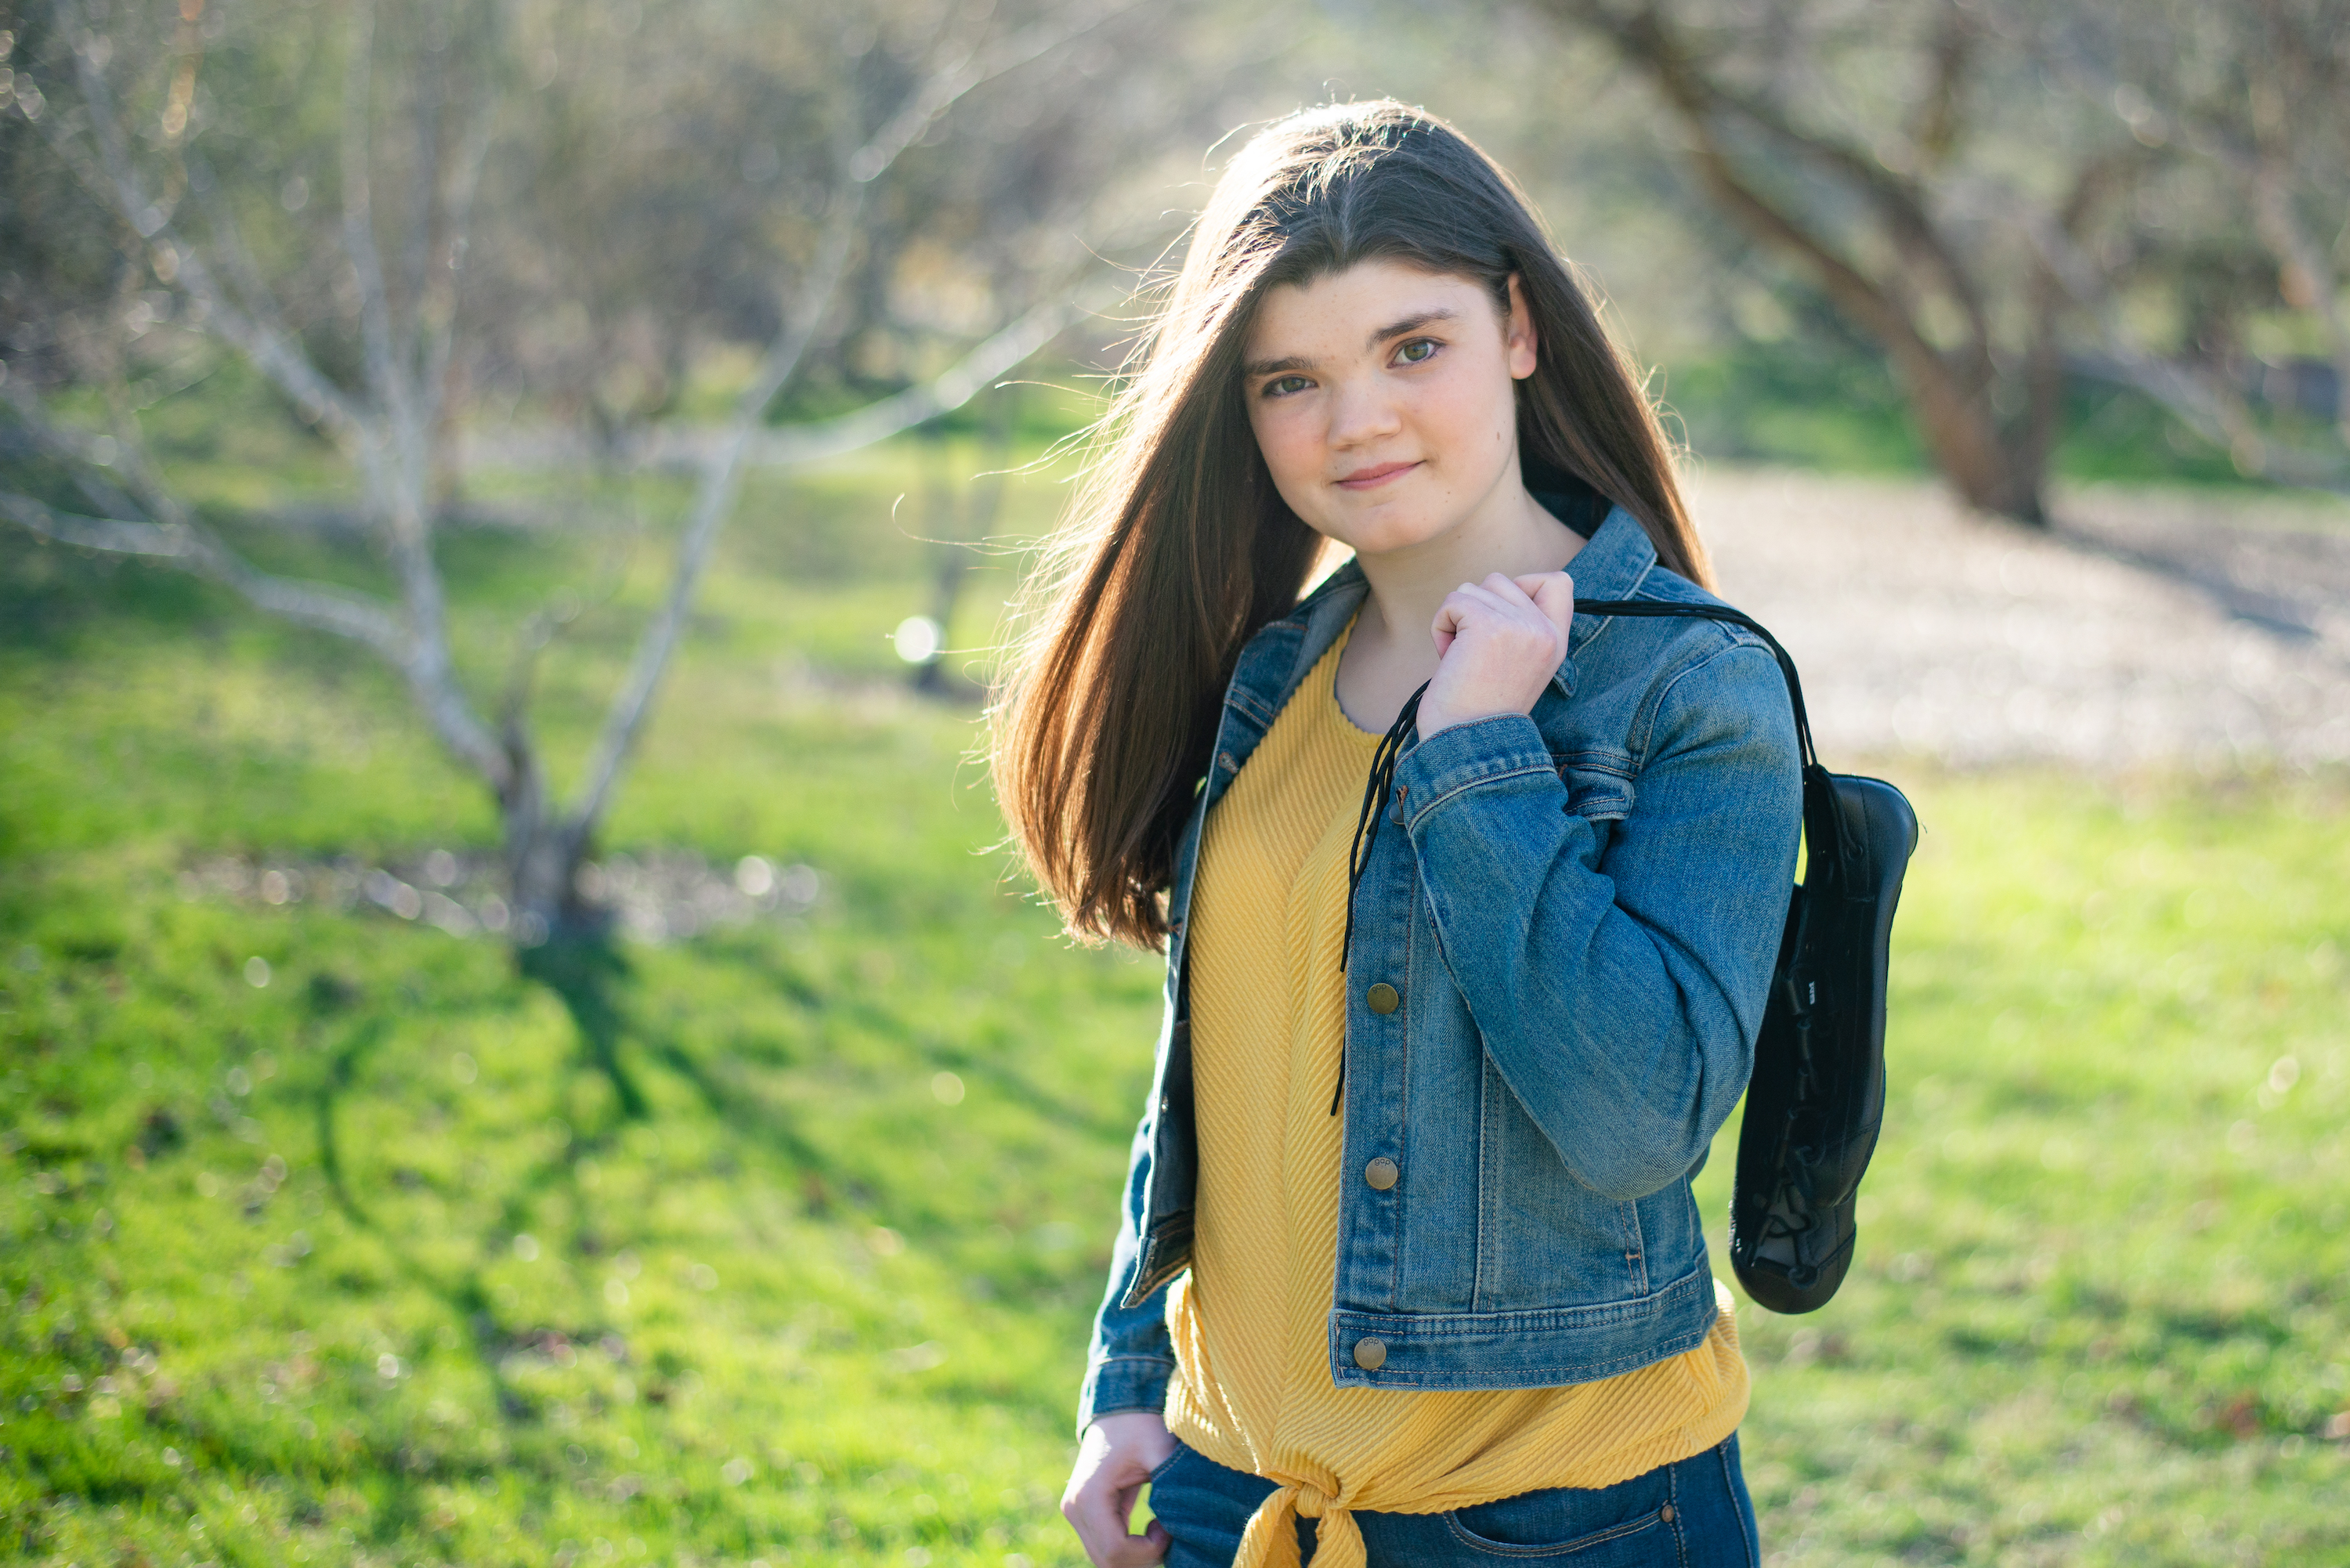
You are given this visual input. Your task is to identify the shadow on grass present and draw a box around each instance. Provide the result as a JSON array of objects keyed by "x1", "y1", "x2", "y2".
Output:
[
  {"x1": 684, "y1": 926, "x2": 1133, "y2": 1151},
  {"x1": 266, "y1": 946, "x2": 691, "y2": 1552},
  {"x1": 518, "y1": 937, "x2": 649, "y2": 1122},
  {"x1": 522, "y1": 931, "x2": 848, "y2": 1177},
  {"x1": 280, "y1": 921, "x2": 915, "y2": 1546}
]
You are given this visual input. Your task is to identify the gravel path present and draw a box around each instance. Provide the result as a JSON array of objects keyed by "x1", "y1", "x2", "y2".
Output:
[{"x1": 1687, "y1": 469, "x2": 2350, "y2": 771}]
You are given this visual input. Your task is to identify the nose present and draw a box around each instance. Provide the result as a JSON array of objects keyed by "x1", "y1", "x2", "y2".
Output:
[{"x1": 1325, "y1": 370, "x2": 1402, "y2": 450}]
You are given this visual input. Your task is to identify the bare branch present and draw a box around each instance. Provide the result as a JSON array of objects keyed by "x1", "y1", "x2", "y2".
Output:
[
  {"x1": 2037, "y1": 20, "x2": 2350, "y2": 453},
  {"x1": 2019, "y1": 209, "x2": 2343, "y2": 486},
  {"x1": 5, "y1": 375, "x2": 506, "y2": 794},
  {"x1": 1546, "y1": 2, "x2": 1947, "y2": 386},
  {"x1": 396, "y1": 19, "x2": 445, "y2": 388},
  {"x1": 49, "y1": 0, "x2": 367, "y2": 442},
  {"x1": 1672, "y1": 6, "x2": 1996, "y2": 363},
  {"x1": 0, "y1": 387, "x2": 412, "y2": 662},
  {"x1": 340, "y1": 0, "x2": 406, "y2": 423},
  {"x1": 563, "y1": 288, "x2": 1076, "y2": 843},
  {"x1": 185, "y1": 175, "x2": 309, "y2": 367},
  {"x1": 0, "y1": 486, "x2": 432, "y2": 652},
  {"x1": 303, "y1": 2, "x2": 499, "y2": 795},
  {"x1": 2, "y1": 491, "x2": 192, "y2": 558},
  {"x1": 1906, "y1": 3, "x2": 1972, "y2": 171},
  {"x1": 849, "y1": 0, "x2": 1141, "y2": 183},
  {"x1": 419, "y1": 78, "x2": 501, "y2": 437},
  {"x1": 562, "y1": 191, "x2": 868, "y2": 838},
  {"x1": 748, "y1": 296, "x2": 1080, "y2": 468},
  {"x1": 562, "y1": 4, "x2": 1133, "y2": 841}
]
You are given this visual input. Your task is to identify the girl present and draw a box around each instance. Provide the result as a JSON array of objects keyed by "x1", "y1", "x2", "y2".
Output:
[{"x1": 994, "y1": 102, "x2": 1802, "y2": 1568}]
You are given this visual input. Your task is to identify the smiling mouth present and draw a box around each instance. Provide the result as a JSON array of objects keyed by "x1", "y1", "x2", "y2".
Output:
[{"x1": 1335, "y1": 461, "x2": 1420, "y2": 491}]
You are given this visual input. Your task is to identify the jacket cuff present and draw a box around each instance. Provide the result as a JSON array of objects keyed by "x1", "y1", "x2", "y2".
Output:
[
  {"x1": 1076, "y1": 1353, "x2": 1176, "y2": 1435},
  {"x1": 1394, "y1": 712, "x2": 1559, "y2": 824}
]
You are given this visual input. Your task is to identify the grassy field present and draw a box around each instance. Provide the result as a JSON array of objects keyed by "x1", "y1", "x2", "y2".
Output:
[{"x1": 2, "y1": 443, "x2": 2347, "y2": 1568}]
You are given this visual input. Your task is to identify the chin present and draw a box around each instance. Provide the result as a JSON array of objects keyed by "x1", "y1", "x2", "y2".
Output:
[{"x1": 1324, "y1": 506, "x2": 1456, "y2": 560}]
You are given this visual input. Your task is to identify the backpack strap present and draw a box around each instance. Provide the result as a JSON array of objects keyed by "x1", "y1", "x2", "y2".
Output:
[
  {"x1": 1569, "y1": 599, "x2": 1818, "y2": 774},
  {"x1": 1332, "y1": 595, "x2": 1838, "y2": 1117},
  {"x1": 1341, "y1": 602, "x2": 1826, "y2": 985},
  {"x1": 1572, "y1": 598, "x2": 1852, "y2": 885}
]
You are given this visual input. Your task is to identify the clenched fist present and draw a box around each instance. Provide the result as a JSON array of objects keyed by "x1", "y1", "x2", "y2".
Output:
[{"x1": 1415, "y1": 570, "x2": 1575, "y2": 738}]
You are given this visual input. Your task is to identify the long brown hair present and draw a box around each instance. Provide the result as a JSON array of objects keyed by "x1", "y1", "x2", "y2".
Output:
[{"x1": 993, "y1": 100, "x2": 1710, "y2": 948}]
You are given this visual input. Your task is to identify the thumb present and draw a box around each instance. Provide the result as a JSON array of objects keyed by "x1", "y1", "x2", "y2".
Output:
[{"x1": 1517, "y1": 571, "x2": 1576, "y2": 646}]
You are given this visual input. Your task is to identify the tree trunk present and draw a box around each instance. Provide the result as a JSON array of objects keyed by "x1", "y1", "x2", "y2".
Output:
[
  {"x1": 497, "y1": 727, "x2": 602, "y2": 945},
  {"x1": 1537, "y1": 0, "x2": 2065, "y2": 526},
  {"x1": 1889, "y1": 340, "x2": 2051, "y2": 525}
]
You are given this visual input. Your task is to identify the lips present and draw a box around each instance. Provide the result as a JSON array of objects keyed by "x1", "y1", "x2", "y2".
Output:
[{"x1": 1335, "y1": 461, "x2": 1419, "y2": 491}]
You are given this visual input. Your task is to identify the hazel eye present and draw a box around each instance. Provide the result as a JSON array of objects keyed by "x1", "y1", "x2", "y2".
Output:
[
  {"x1": 1395, "y1": 338, "x2": 1439, "y2": 364},
  {"x1": 1261, "y1": 375, "x2": 1313, "y2": 399}
]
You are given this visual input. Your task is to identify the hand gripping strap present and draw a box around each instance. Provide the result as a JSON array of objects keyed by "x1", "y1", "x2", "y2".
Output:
[
  {"x1": 1334, "y1": 596, "x2": 1827, "y2": 1119},
  {"x1": 1342, "y1": 597, "x2": 1824, "y2": 978}
]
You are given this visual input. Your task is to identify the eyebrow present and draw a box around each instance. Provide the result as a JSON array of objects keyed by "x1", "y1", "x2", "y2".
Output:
[{"x1": 1242, "y1": 307, "x2": 1465, "y2": 379}]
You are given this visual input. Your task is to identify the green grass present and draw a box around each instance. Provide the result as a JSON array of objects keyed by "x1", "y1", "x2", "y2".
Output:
[
  {"x1": 2, "y1": 439, "x2": 2348, "y2": 1566},
  {"x1": 1709, "y1": 770, "x2": 2350, "y2": 1564}
]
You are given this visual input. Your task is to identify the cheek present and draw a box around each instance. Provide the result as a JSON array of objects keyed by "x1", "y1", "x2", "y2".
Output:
[
  {"x1": 1248, "y1": 401, "x2": 1321, "y2": 490},
  {"x1": 1415, "y1": 361, "x2": 1517, "y2": 458}
]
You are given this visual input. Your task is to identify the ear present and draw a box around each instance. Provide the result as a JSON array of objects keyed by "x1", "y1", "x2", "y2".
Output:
[{"x1": 1504, "y1": 273, "x2": 1539, "y2": 381}]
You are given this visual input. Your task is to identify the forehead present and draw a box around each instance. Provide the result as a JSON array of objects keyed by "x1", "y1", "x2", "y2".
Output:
[{"x1": 1242, "y1": 259, "x2": 1497, "y2": 355}]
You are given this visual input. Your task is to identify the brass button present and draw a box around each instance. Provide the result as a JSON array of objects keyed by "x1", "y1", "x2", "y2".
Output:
[
  {"x1": 1365, "y1": 983, "x2": 1401, "y2": 1014},
  {"x1": 1658, "y1": 1504, "x2": 1676, "y2": 1523},
  {"x1": 1364, "y1": 1156, "x2": 1399, "y2": 1190},
  {"x1": 1352, "y1": 1337, "x2": 1387, "y2": 1371}
]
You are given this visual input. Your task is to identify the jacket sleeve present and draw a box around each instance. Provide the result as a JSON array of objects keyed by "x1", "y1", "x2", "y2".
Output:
[
  {"x1": 1390, "y1": 638, "x2": 1802, "y2": 1201},
  {"x1": 1074, "y1": 1100, "x2": 1178, "y2": 1433}
]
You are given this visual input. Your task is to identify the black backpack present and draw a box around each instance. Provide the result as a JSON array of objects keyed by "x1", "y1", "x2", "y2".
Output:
[
  {"x1": 1346, "y1": 599, "x2": 1918, "y2": 1315},
  {"x1": 1572, "y1": 601, "x2": 1918, "y2": 1313}
]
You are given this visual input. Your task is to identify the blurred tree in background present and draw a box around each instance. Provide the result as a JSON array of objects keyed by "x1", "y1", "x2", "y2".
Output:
[
  {"x1": 0, "y1": 0, "x2": 1217, "y2": 939},
  {"x1": 1533, "y1": 0, "x2": 2350, "y2": 522},
  {"x1": 3, "y1": 0, "x2": 2346, "y2": 898}
]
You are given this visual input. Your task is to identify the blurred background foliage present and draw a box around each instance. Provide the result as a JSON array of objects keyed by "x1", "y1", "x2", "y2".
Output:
[
  {"x1": 2, "y1": 0, "x2": 2348, "y2": 1565},
  {"x1": 5, "y1": 0, "x2": 2346, "y2": 493}
]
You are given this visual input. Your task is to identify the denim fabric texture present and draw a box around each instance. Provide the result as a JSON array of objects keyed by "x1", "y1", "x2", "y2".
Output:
[
  {"x1": 1148, "y1": 1433, "x2": 1762, "y2": 1567},
  {"x1": 1076, "y1": 503, "x2": 1806, "y2": 1429}
]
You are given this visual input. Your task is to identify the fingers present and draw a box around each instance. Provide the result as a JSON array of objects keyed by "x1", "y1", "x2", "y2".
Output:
[
  {"x1": 1063, "y1": 1446, "x2": 1171, "y2": 1568},
  {"x1": 1429, "y1": 584, "x2": 1476, "y2": 656},
  {"x1": 1065, "y1": 1493, "x2": 1170, "y2": 1568},
  {"x1": 1430, "y1": 579, "x2": 1518, "y2": 638},
  {"x1": 1061, "y1": 1481, "x2": 1136, "y2": 1567},
  {"x1": 1104, "y1": 1521, "x2": 1172, "y2": 1566},
  {"x1": 1430, "y1": 576, "x2": 1568, "y2": 660},
  {"x1": 1517, "y1": 570, "x2": 1576, "y2": 643}
]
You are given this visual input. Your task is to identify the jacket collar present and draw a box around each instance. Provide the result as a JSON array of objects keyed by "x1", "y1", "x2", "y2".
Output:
[
  {"x1": 1240, "y1": 500, "x2": 1661, "y2": 712},
  {"x1": 1554, "y1": 504, "x2": 1658, "y2": 698},
  {"x1": 1562, "y1": 503, "x2": 1659, "y2": 613}
]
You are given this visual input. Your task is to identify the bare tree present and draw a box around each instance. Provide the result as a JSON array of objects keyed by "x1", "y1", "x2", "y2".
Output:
[
  {"x1": 1529, "y1": 0, "x2": 2350, "y2": 522},
  {"x1": 2073, "y1": 0, "x2": 2350, "y2": 454},
  {"x1": 2, "y1": 0, "x2": 1119, "y2": 941}
]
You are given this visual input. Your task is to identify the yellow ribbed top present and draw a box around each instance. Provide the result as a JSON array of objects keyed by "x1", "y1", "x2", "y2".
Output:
[{"x1": 1163, "y1": 624, "x2": 1748, "y2": 1568}]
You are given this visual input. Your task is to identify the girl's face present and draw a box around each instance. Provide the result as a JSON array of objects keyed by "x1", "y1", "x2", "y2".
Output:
[{"x1": 1241, "y1": 258, "x2": 1538, "y2": 559}]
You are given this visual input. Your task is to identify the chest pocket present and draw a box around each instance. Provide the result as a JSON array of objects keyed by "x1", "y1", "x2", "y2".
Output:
[{"x1": 1554, "y1": 751, "x2": 1636, "y2": 822}]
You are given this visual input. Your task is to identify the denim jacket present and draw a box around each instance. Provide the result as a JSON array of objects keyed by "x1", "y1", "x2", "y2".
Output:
[{"x1": 1076, "y1": 503, "x2": 1805, "y2": 1431}]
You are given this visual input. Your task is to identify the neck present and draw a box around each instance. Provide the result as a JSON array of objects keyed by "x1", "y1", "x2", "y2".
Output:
[{"x1": 1351, "y1": 479, "x2": 1585, "y2": 673}]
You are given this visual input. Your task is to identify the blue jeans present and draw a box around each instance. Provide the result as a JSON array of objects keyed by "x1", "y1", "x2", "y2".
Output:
[{"x1": 1146, "y1": 1433, "x2": 1760, "y2": 1566}]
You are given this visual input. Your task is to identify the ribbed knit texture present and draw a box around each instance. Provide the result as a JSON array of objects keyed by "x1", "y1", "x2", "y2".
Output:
[{"x1": 1163, "y1": 626, "x2": 1749, "y2": 1568}]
